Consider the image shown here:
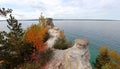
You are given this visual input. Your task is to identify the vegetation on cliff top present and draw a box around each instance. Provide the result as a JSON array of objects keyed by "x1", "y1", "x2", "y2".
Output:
[
  {"x1": 94, "y1": 46, "x2": 120, "y2": 69},
  {"x1": 0, "y1": 10, "x2": 33, "y2": 68},
  {"x1": 0, "y1": 8, "x2": 53, "y2": 69},
  {"x1": 24, "y1": 24, "x2": 47, "y2": 51},
  {"x1": 54, "y1": 30, "x2": 72, "y2": 50}
]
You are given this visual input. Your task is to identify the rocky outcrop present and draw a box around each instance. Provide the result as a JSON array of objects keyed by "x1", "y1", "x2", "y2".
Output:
[
  {"x1": 45, "y1": 38, "x2": 92, "y2": 69},
  {"x1": 45, "y1": 18, "x2": 92, "y2": 69},
  {"x1": 46, "y1": 27, "x2": 60, "y2": 49},
  {"x1": 45, "y1": 18, "x2": 54, "y2": 29}
]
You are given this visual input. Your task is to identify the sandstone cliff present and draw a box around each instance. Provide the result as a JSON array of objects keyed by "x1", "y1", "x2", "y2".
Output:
[{"x1": 45, "y1": 18, "x2": 92, "y2": 69}]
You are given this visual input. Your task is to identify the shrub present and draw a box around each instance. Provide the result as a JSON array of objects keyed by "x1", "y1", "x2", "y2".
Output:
[
  {"x1": 39, "y1": 13, "x2": 46, "y2": 28},
  {"x1": 16, "y1": 62, "x2": 41, "y2": 69},
  {"x1": 24, "y1": 24, "x2": 47, "y2": 51},
  {"x1": 39, "y1": 48, "x2": 54, "y2": 66},
  {"x1": 94, "y1": 46, "x2": 110, "y2": 69},
  {"x1": 16, "y1": 48, "x2": 54, "y2": 69},
  {"x1": 94, "y1": 46, "x2": 120, "y2": 69},
  {"x1": 54, "y1": 30, "x2": 72, "y2": 50},
  {"x1": 54, "y1": 38, "x2": 72, "y2": 50}
]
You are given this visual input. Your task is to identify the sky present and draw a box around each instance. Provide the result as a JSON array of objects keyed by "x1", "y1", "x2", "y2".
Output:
[{"x1": 0, "y1": 0, "x2": 120, "y2": 20}]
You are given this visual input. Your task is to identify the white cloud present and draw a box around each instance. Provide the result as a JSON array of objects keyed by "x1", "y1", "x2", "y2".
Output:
[{"x1": 0, "y1": 0, "x2": 120, "y2": 19}]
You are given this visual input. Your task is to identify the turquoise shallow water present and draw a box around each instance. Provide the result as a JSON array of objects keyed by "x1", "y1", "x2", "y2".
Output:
[
  {"x1": 0, "y1": 20, "x2": 120, "y2": 65},
  {"x1": 54, "y1": 20, "x2": 120, "y2": 66},
  {"x1": 53, "y1": 20, "x2": 120, "y2": 64}
]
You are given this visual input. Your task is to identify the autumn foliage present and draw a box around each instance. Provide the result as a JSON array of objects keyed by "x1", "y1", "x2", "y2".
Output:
[
  {"x1": 24, "y1": 24, "x2": 47, "y2": 51},
  {"x1": 59, "y1": 30, "x2": 65, "y2": 39},
  {"x1": 94, "y1": 46, "x2": 120, "y2": 69},
  {"x1": 108, "y1": 50, "x2": 120, "y2": 69},
  {"x1": 54, "y1": 30, "x2": 72, "y2": 50}
]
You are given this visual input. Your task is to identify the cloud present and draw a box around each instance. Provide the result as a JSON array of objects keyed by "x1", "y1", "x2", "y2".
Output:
[{"x1": 0, "y1": 0, "x2": 120, "y2": 19}]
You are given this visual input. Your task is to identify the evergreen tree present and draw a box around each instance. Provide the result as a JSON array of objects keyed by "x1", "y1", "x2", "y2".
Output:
[
  {"x1": 94, "y1": 46, "x2": 110, "y2": 69},
  {"x1": 94, "y1": 46, "x2": 120, "y2": 69},
  {"x1": 0, "y1": 8, "x2": 12, "y2": 17},
  {"x1": 0, "y1": 14, "x2": 33, "y2": 69}
]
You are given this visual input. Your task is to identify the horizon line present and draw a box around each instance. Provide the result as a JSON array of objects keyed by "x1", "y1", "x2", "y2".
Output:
[{"x1": 0, "y1": 18, "x2": 120, "y2": 21}]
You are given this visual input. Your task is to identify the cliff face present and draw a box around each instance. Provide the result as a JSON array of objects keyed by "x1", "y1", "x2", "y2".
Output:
[
  {"x1": 45, "y1": 18, "x2": 92, "y2": 69},
  {"x1": 46, "y1": 27, "x2": 60, "y2": 49}
]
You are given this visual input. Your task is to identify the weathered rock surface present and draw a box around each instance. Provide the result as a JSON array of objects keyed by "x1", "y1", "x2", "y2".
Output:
[
  {"x1": 45, "y1": 19, "x2": 92, "y2": 69},
  {"x1": 46, "y1": 27, "x2": 60, "y2": 49},
  {"x1": 45, "y1": 38, "x2": 92, "y2": 69}
]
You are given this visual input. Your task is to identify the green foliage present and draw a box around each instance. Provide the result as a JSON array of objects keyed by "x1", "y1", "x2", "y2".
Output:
[
  {"x1": 0, "y1": 14, "x2": 33, "y2": 68},
  {"x1": 54, "y1": 30, "x2": 72, "y2": 50},
  {"x1": 0, "y1": 8, "x2": 12, "y2": 16},
  {"x1": 101, "y1": 63, "x2": 110, "y2": 69},
  {"x1": 94, "y1": 46, "x2": 110, "y2": 69},
  {"x1": 39, "y1": 48, "x2": 54, "y2": 66},
  {"x1": 39, "y1": 13, "x2": 46, "y2": 28},
  {"x1": 54, "y1": 38, "x2": 72, "y2": 50},
  {"x1": 16, "y1": 62, "x2": 41, "y2": 69},
  {"x1": 94, "y1": 53, "x2": 110, "y2": 69},
  {"x1": 16, "y1": 48, "x2": 54, "y2": 69},
  {"x1": 94, "y1": 46, "x2": 120, "y2": 69},
  {"x1": 0, "y1": 8, "x2": 56, "y2": 69}
]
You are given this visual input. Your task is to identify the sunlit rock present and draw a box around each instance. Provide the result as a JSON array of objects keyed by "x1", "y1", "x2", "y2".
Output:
[
  {"x1": 46, "y1": 26, "x2": 60, "y2": 49},
  {"x1": 45, "y1": 38, "x2": 92, "y2": 69},
  {"x1": 45, "y1": 19, "x2": 92, "y2": 69}
]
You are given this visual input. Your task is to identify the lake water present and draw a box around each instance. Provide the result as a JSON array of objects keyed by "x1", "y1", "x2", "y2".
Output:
[{"x1": 0, "y1": 20, "x2": 120, "y2": 64}]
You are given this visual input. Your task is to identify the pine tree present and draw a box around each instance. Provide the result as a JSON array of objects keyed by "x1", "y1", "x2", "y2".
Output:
[
  {"x1": 94, "y1": 46, "x2": 110, "y2": 69},
  {"x1": 0, "y1": 8, "x2": 12, "y2": 17},
  {"x1": 94, "y1": 46, "x2": 120, "y2": 69},
  {"x1": 39, "y1": 13, "x2": 46, "y2": 28},
  {"x1": 0, "y1": 14, "x2": 33, "y2": 69}
]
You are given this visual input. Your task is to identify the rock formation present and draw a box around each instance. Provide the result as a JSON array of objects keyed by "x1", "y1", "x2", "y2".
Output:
[
  {"x1": 45, "y1": 18, "x2": 92, "y2": 69},
  {"x1": 45, "y1": 39, "x2": 92, "y2": 69},
  {"x1": 45, "y1": 18, "x2": 54, "y2": 29},
  {"x1": 46, "y1": 27, "x2": 60, "y2": 49}
]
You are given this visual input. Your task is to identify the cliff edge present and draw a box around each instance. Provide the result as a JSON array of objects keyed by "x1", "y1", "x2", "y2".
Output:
[{"x1": 45, "y1": 18, "x2": 92, "y2": 69}]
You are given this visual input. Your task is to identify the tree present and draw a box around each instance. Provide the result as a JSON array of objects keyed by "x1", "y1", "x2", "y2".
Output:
[
  {"x1": 24, "y1": 14, "x2": 49, "y2": 51},
  {"x1": 54, "y1": 30, "x2": 72, "y2": 50},
  {"x1": 24, "y1": 24, "x2": 47, "y2": 51},
  {"x1": 0, "y1": 8, "x2": 12, "y2": 17},
  {"x1": 39, "y1": 13, "x2": 46, "y2": 28},
  {"x1": 0, "y1": 14, "x2": 33, "y2": 69},
  {"x1": 94, "y1": 46, "x2": 120, "y2": 69},
  {"x1": 108, "y1": 50, "x2": 120, "y2": 69},
  {"x1": 0, "y1": 8, "x2": 53, "y2": 69},
  {"x1": 94, "y1": 46, "x2": 110, "y2": 69}
]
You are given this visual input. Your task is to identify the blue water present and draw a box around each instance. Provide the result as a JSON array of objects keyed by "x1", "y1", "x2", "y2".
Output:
[
  {"x1": 53, "y1": 20, "x2": 120, "y2": 64},
  {"x1": 0, "y1": 20, "x2": 120, "y2": 64}
]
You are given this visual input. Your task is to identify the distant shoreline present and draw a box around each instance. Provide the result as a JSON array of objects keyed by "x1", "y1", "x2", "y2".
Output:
[{"x1": 0, "y1": 19, "x2": 120, "y2": 21}]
